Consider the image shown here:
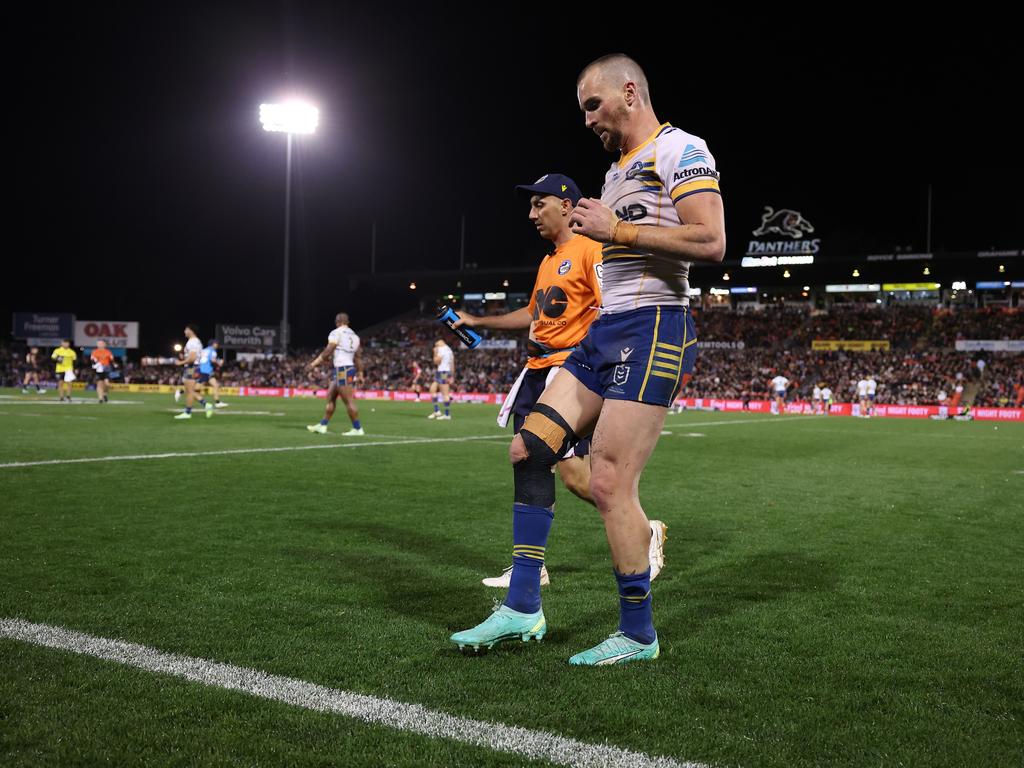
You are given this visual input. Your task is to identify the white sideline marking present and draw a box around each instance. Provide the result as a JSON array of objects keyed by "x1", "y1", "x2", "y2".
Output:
[
  {"x1": 682, "y1": 433, "x2": 706, "y2": 438},
  {"x1": 163, "y1": 409, "x2": 286, "y2": 416},
  {"x1": 0, "y1": 398, "x2": 142, "y2": 406},
  {"x1": 666, "y1": 415, "x2": 820, "y2": 427},
  {"x1": 0, "y1": 412, "x2": 99, "y2": 421},
  {"x1": 0, "y1": 435, "x2": 508, "y2": 470},
  {"x1": 0, "y1": 618, "x2": 707, "y2": 768}
]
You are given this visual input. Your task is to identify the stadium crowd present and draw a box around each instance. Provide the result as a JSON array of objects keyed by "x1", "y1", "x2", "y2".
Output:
[{"x1": 3, "y1": 305, "x2": 1021, "y2": 406}]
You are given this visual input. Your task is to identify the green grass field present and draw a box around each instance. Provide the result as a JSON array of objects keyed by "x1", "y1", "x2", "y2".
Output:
[{"x1": 1, "y1": 388, "x2": 1022, "y2": 767}]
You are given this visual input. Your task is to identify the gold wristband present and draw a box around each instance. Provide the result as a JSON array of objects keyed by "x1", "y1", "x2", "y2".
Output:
[{"x1": 611, "y1": 219, "x2": 640, "y2": 248}]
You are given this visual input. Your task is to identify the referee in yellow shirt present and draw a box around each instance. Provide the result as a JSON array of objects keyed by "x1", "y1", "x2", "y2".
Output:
[{"x1": 51, "y1": 339, "x2": 77, "y2": 402}]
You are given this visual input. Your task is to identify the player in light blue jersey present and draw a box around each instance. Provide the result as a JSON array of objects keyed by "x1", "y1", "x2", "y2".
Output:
[{"x1": 195, "y1": 340, "x2": 228, "y2": 408}]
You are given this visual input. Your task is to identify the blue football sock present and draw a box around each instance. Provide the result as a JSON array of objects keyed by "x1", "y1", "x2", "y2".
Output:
[
  {"x1": 352, "y1": 419, "x2": 361, "y2": 429},
  {"x1": 616, "y1": 568, "x2": 655, "y2": 645},
  {"x1": 198, "y1": 398, "x2": 206, "y2": 406},
  {"x1": 185, "y1": 407, "x2": 192, "y2": 414},
  {"x1": 444, "y1": 400, "x2": 450, "y2": 416},
  {"x1": 504, "y1": 503, "x2": 553, "y2": 614},
  {"x1": 319, "y1": 418, "x2": 329, "y2": 426}
]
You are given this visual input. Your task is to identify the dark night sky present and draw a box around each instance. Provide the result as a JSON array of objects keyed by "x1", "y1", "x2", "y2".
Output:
[{"x1": 4, "y1": 6, "x2": 1022, "y2": 352}]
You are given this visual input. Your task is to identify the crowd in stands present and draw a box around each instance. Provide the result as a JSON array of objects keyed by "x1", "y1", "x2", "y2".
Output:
[{"x1": 3, "y1": 305, "x2": 1021, "y2": 406}]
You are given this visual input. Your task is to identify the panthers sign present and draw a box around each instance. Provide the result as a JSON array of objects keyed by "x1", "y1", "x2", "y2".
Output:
[{"x1": 742, "y1": 206, "x2": 821, "y2": 267}]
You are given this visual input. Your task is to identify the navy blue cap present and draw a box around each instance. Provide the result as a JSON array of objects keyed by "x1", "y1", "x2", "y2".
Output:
[{"x1": 515, "y1": 173, "x2": 582, "y2": 205}]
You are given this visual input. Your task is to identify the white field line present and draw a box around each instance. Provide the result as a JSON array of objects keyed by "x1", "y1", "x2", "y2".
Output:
[
  {"x1": 163, "y1": 409, "x2": 286, "y2": 416},
  {"x1": 0, "y1": 619, "x2": 706, "y2": 768},
  {"x1": 0, "y1": 435, "x2": 509, "y2": 470},
  {"x1": 664, "y1": 415, "x2": 821, "y2": 427},
  {"x1": 0, "y1": 398, "x2": 142, "y2": 406}
]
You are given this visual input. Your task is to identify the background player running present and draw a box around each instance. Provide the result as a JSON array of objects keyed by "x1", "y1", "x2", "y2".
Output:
[
  {"x1": 454, "y1": 172, "x2": 668, "y2": 588},
  {"x1": 307, "y1": 313, "x2": 365, "y2": 436}
]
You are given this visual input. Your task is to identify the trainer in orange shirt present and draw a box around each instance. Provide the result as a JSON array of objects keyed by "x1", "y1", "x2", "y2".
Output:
[
  {"x1": 90, "y1": 340, "x2": 114, "y2": 403},
  {"x1": 454, "y1": 173, "x2": 667, "y2": 589}
]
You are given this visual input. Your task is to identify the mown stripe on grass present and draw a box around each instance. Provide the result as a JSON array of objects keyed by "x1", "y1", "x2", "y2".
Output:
[
  {"x1": 0, "y1": 618, "x2": 708, "y2": 768},
  {"x1": 0, "y1": 435, "x2": 508, "y2": 470}
]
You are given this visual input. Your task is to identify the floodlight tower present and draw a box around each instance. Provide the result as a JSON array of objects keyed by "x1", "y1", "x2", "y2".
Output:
[{"x1": 259, "y1": 101, "x2": 318, "y2": 355}]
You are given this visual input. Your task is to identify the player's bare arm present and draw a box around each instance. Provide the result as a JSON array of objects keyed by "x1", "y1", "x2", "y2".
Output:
[
  {"x1": 453, "y1": 307, "x2": 532, "y2": 330},
  {"x1": 570, "y1": 193, "x2": 726, "y2": 263},
  {"x1": 309, "y1": 342, "x2": 337, "y2": 370},
  {"x1": 354, "y1": 348, "x2": 365, "y2": 383}
]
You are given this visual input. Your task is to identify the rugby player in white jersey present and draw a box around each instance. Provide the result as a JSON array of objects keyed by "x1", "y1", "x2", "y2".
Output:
[
  {"x1": 812, "y1": 383, "x2": 823, "y2": 415},
  {"x1": 307, "y1": 313, "x2": 364, "y2": 435},
  {"x1": 174, "y1": 325, "x2": 213, "y2": 420},
  {"x1": 770, "y1": 374, "x2": 790, "y2": 415},
  {"x1": 428, "y1": 340, "x2": 454, "y2": 420},
  {"x1": 821, "y1": 385, "x2": 833, "y2": 415},
  {"x1": 856, "y1": 376, "x2": 870, "y2": 417},
  {"x1": 451, "y1": 54, "x2": 725, "y2": 665},
  {"x1": 865, "y1": 375, "x2": 877, "y2": 416}
]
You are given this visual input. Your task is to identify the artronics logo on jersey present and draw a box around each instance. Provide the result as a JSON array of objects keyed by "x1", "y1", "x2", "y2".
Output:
[{"x1": 672, "y1": 166, "x2": 720, "y2": 184}]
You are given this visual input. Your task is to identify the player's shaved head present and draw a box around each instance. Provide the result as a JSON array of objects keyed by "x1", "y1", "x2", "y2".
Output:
[
  {"x1": 577, "y1": 53, "x2": 650, "y2": 106},
  {"x1": 336, "y1": 312, "x2": 349, "y2": 326}
]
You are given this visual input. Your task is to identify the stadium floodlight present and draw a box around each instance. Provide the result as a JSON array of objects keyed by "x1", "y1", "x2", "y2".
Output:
[
  {"x1": 260, "y1": 99, "x2": 319, "y2": 355},
  {"x1": 259, "y1": 102, "x2": 319, "y2": 134},
  {"x1": 722, "y1": 272, "x2": 730, "y2": 281},
  {"x1": 173, "y1": 344, "x2": 182, "y2": 353}
]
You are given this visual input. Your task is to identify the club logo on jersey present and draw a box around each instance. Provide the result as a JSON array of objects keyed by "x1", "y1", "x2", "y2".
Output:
[
  {"x1": 620, "y1": 347, "x2": 633, "y2": 361},
  {"x1": 613, "y1": 364, "x2": 630, "y2": 386},
  {"x1": 614, "y1": 203, "x2": 647, "y2": 222},
  {"x1": 624, "y1": 161, "x2": 645, "y2": 180},
  {"x1": 558, "y1": 259, "x2": 572, "y2": 275}
]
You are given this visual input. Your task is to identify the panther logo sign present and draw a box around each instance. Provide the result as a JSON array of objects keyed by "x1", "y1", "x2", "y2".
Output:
[{"x1": 752, "y1": 207, "x2": 815, "y2": 240}]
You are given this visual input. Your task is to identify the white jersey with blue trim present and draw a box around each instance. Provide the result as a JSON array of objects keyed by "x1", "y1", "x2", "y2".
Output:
[
  {"x1": 184, "y1": 337, "x2": 203, "y2": 366},
  {"x1": 437, "y1": 344, "x2": 454, "y2": 372},
  {"x1": 329, "y1": 326, "x2": 360, "y2": 367},
  {"x1": 599, "y1": 123, "x2": 721, "y2": 314}
]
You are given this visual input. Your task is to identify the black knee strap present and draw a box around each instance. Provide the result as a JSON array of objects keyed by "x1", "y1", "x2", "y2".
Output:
[{"x1": 514, "y1": 405, "x2": 578, "y2": 507}]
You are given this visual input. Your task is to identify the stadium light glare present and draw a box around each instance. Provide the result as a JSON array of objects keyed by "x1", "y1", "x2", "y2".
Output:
[
  {"x1": 722, "y1": 272, "x2": 730, "y2": 281},
  {"x1": 803, "y1": 285, "x2": 810, "y2": 291},
  {"x1": 260, "y1": 99, "x2": 319, "y2": 355},
  {"x1": 923, "y1": 266, "x2": 931, "y2": 275},
  {"x1": 173, "y1": 344, "x2": 182, "y2": 353},
  {"x1": 259, "y1": 102, "x2": 319, "y2": 134},
  {"x1": 502, "y1": 279, "x2": 509, "y2": 287},
  {"x1": 998, "y1": 264, "x2": 1006, "y2": 273},
  {"x1": 783, "y1": 269, "x2": 791, "y2": 278},
  {"x1": 409, "y1": 282, "x2": 417, "y2": 290},
  {"x1": 852, "y1": 268, "x2": 861, "y2": 277}
]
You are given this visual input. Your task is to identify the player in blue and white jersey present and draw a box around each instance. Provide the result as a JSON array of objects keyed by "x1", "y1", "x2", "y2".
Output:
[
  {"x1": 307, "y1": 313, "x2": 364, "y2": 436},
  {"x1": 428, "y1": 340, "x2": 454, "y2": 420},
  {"x1": 451, "y1": 54, "x2": 725, "y2": 665},
  {"x1": 195, "y1": 340, "x2": 228, "y2": 408},
  {"x1": 174, "y1": 325, "x2": 213, "y2": 420}
]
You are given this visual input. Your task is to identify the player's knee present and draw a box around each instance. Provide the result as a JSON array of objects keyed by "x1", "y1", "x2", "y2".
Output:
[
  {"x1": 588, "y1": 462, "x2": 626, "y2": 513},
  {"x1": 513, "y1": 405, "x2": 578, "y2": 507}
]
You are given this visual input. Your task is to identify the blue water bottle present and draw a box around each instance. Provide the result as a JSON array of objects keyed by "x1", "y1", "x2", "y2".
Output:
[{"x1": 437, "y1": 305, "x2": 482, "y2": 349}]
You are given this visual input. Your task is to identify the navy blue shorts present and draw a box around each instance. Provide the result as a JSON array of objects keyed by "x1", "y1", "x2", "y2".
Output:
[
  {"x1": 195, "y1": 372, "x2": 211, "y2": 384},
  {"x1": 334, "y1": 366, "x2": 356, "y2": 386},
  {"x1": 513, "y1": 367, "x2": 590, "y2": 458},
  {"x1": 562, "y1": 306, "x2": 697, "y2": 408},
  {"x1": 435, "y1": 371, "x2": 452, "y2": 385}
]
